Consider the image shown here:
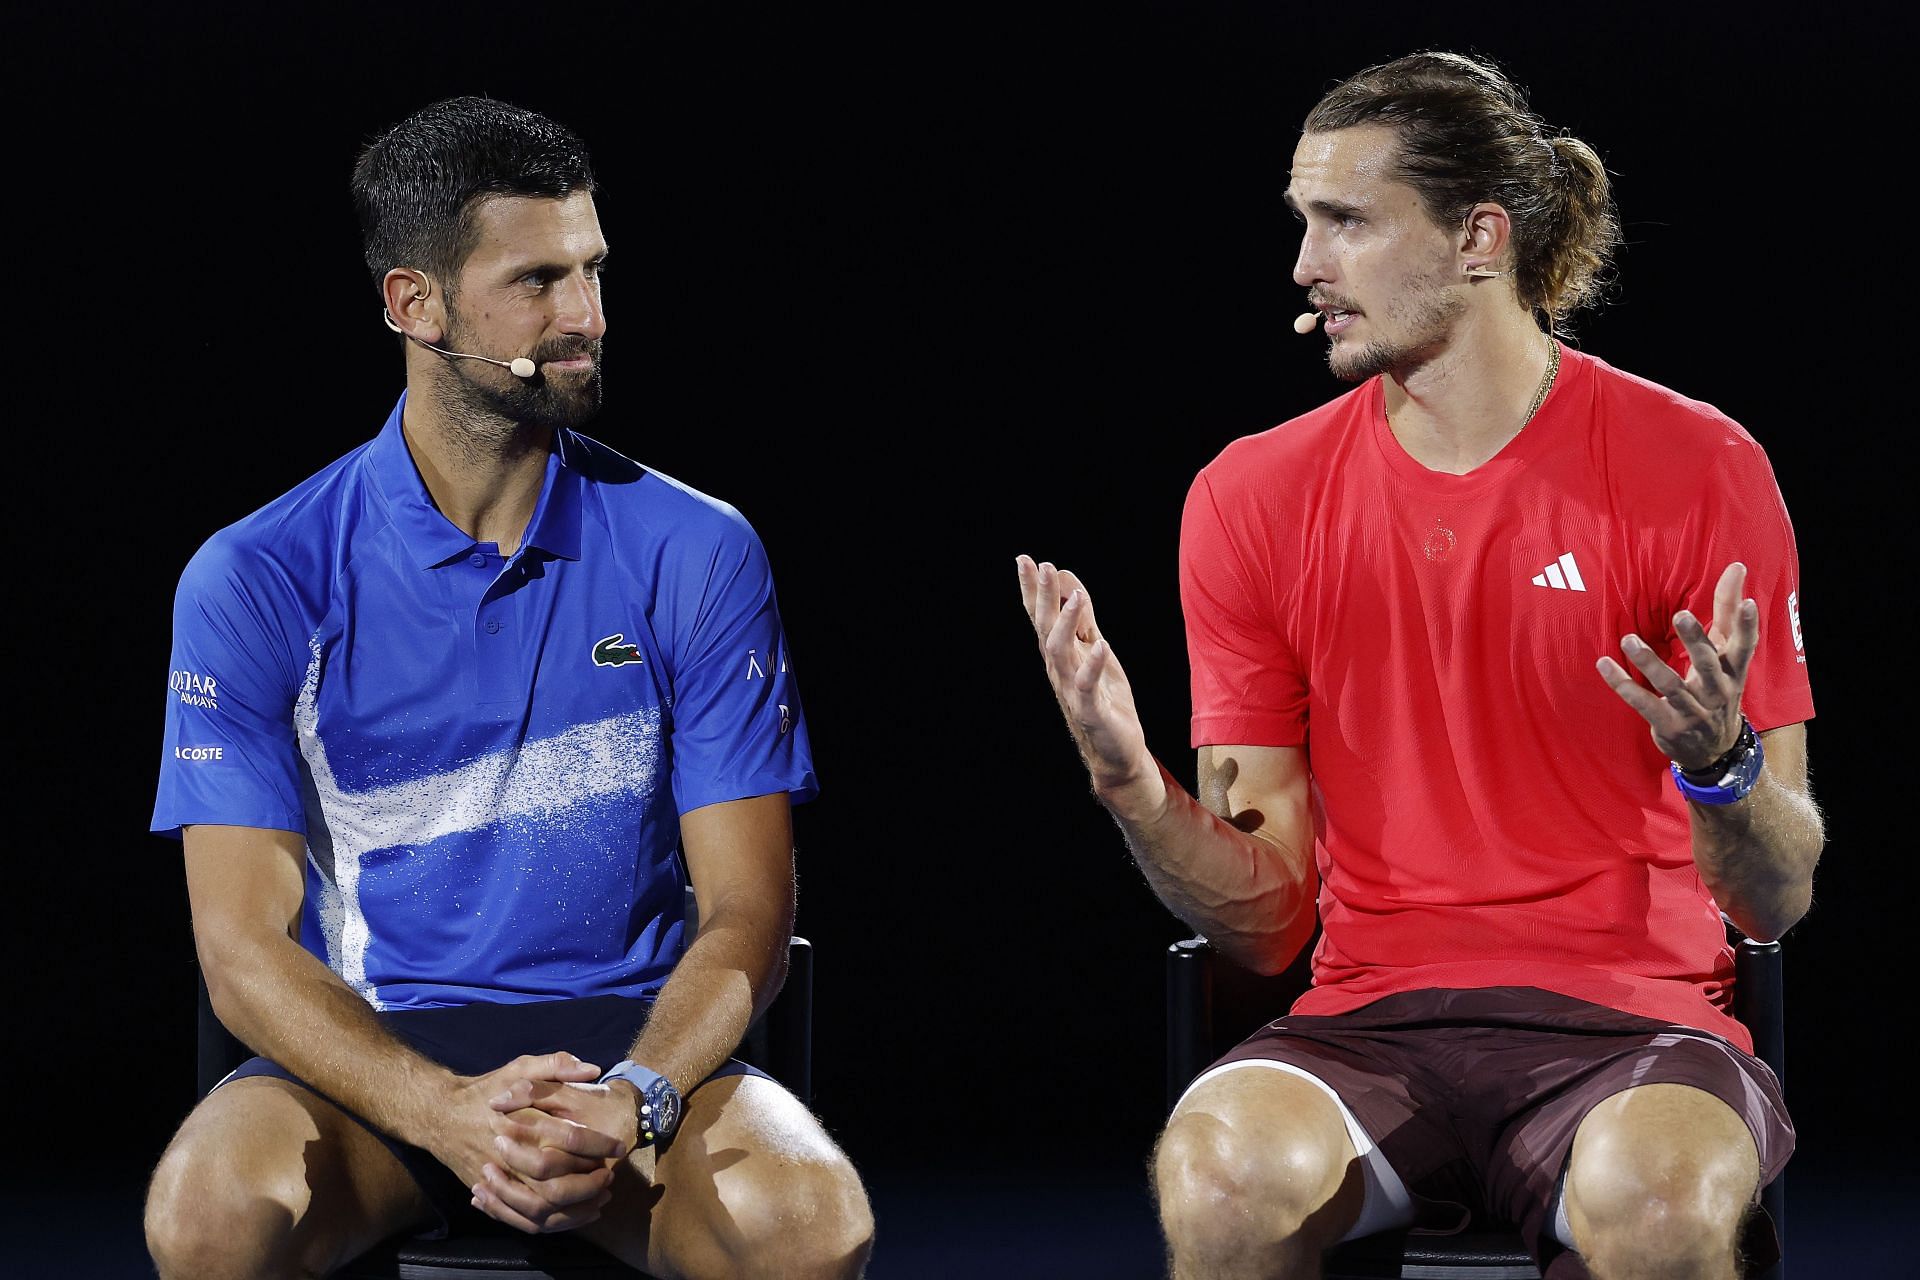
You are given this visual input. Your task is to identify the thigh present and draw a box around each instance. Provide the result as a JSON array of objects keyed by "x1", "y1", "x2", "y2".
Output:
[
  {"x1": 150, "y1": 1075, "x2": 431, "y2": 1273},
  {"x1": 584, "y1": 1072, "x2": 863, "y2": 1277},
  {"x1": 1487, "y1": 1028, "x2": 1790, "y2": 1260},
  {"x1": 1200, "y1": 1017, "x2": 1476, "y2": 1221}
]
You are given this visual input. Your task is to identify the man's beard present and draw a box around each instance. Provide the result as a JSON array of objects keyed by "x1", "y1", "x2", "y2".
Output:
[
  {"x1": 1325, "y1": 271, "x2": 1463, "y2": 384},
  {"x1": 438, "y1": 306, "x2": 605, "y2": 435}
]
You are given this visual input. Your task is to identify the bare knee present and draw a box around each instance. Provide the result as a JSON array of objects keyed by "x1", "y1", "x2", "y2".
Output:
[
  {"x1": 715, "y1": 1154, "x2": 874, "y2": 1280},
  {"x1": 1155, "y1": 1102, "x2": 1354, "y2": 1255},
  {"x1": 1566, "y1": 1088, "x2": 1758, "y2": 1276},
  {"x1": 145, "y1": 1133, "x2": 315, "y2": 1280}
]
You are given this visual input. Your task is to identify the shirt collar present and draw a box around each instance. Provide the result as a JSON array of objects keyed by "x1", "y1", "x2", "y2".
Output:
[{"x1": 368, "y1": 391, "x2": 585, "y2": 569}]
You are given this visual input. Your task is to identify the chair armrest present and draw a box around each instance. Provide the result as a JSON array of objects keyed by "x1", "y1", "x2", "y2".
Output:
[
  {"x1": 1166, "y1": 937, "x2": 1214, "y2": 1114},
  {"x1": 1733, "y1": 937, "x2": 1785, "y2": 1087}
]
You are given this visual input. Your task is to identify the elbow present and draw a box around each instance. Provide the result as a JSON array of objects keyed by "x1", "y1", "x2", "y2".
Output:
[
  {"x1": 1222, "y1": 924, "x2": 1310, "y2": 977},
  {"x1": 1732, "y1": 883, "x2": 1813, "y2": 945}
]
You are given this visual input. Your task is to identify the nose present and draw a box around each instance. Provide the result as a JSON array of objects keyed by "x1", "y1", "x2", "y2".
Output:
[
  {"x1": 1292, "y1": 225, "x2": 1330, "y2": 290},
  {"x1": 555, "y1": 271, "x2": 607, "y2": 340}
]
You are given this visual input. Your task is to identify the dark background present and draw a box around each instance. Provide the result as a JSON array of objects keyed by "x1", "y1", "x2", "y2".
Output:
[{"x1": 13, "y1": 2, "x2": 1909, "y2": 1275}]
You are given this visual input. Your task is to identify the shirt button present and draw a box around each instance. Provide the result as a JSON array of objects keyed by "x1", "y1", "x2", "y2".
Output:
[
  {"x1": 469, "y1": 553, "x2": 487, "y2": 567},
  {"x1": 485, "y1": 618, "x2": 501, "y2": 635}
]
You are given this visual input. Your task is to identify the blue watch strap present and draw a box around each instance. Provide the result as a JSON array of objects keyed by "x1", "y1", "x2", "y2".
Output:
[
  {"x1": 1669, "y1": 720, "x2": 1765, "y2": 805},
  {"x1": 600, "y1": 1059, "x2": 666, "y2": 1092},
  {"x1": 600, "y1": 1059, "x2": 681, "y2": 1145}
]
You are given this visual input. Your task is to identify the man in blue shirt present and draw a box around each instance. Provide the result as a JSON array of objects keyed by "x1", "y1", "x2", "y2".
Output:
[{"x1": 145, "y1": 96, "x2": 872, "y2": 1279}]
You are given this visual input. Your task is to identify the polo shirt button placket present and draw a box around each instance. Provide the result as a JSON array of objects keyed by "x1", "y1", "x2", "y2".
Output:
[{"x1": 485, "y1": 618, "x2": 501, "y2": 635}]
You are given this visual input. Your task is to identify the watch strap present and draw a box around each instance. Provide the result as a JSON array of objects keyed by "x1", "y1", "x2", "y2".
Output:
[
  {"x1": 600, "y1": 1059, "x2": 681, "y2": 1145},
  {"x1": 1670, "y1": 718, "x2": 1765, "y2": 805}
]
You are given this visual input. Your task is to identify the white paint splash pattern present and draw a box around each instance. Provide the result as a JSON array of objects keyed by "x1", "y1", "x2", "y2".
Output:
[{"x1": 294, "y1": 637, "x2": 662, "y2": 1009}]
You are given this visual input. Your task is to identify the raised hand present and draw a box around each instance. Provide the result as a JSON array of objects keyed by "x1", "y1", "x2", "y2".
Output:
[
  {"x1": 1596, "y1": 561, "x2": 1758, "y2": 771},
  {"x1": 1016, "y1": 555, "x2": 1156, "y2": 803}
]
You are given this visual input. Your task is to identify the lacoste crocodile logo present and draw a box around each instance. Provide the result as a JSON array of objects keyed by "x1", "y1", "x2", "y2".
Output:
[{"x1": 591, "y1": 634, "x2": 645, "y2": 668}]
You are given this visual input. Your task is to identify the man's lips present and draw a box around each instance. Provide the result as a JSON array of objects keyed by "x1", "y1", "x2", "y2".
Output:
[{"x1": 1318, "y1": 305, "x2": 1360, "y2": 335}]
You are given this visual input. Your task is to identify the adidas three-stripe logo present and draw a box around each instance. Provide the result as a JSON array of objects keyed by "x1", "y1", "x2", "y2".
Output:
[{"x1": 1530, "y1": 552, "x2": 1587, "y2": 592}]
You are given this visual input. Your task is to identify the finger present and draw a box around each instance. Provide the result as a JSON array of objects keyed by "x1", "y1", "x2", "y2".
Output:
[
  {"x1": 1072, "y1": 637, "x2": 1110, "y2": 697},
  {"x1": 1054, "y1": 570, "x2": 1098, "y2": 642},
  {"x1": 1016, "y1": 554, "x2": 1039, "y2": 621},
  {"x1": 508, "y1": 1052, "x2": 602, "y2": 1083},
  {"x1": 492, "y1": 1131, "x2": 608, "y2": 1181},
  {"x1": 1030, "y1": 562, "x2": 1062, "y2": 641},
  {"x1": 1046, "y1": 587, "x2": 1092, "y2": 653},
  {"x1": 474, "y1": 1169, "x2": 611, "y2": 1234},
  {"x1": 490, "y1": 1079, "x2": 535, "y2": 1112},
  {"x1": 1619, "y1": 634, "x2": 1708, "y2": 717},
  {"x1": 1595, "y1": 655, "x2": 1685, "y2": 734},
  {"x1": 485, "y1": 1155, "x2": 613, "y2": 1211},
  {"x1": 496, "y1": 1114, "x2": 629, "y2": 1163},
  {"x1": 1709, "y1": 562, "x2": 1747, "y2": 647},
  {"x1": 1672, "y1": 611, "x2": 1733, "y2": 697},
  {"x1": 1727, "y1": 597, "x2": 1760, "y2": 685},
  {"x1": 471, "y1": 1182, "x2": 546, "y2": 1234}
]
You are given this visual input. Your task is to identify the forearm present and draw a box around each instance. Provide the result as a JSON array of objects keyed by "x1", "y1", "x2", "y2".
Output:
[
  {"x1": 1689, "y1": 767, "x2": 1824, "y2": 942},
  {"x1": 1100, "y1": 759, "x2": 1317, "y2": 975},
  {"x1": 625, "y1": 900, "x2": 791, "y2": 1092},
  {"x1": 197, "y1": 929, "x2": 455, "y2": 1148}
]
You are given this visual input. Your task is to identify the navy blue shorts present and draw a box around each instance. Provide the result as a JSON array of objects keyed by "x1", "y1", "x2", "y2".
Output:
[{"x1": 220, "y1": 994, "x2": 772, "y2": 1238}]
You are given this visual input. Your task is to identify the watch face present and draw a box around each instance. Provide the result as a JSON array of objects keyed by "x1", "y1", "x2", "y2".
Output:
[{"x1": 650, "y1": 1080, "x2": 683, "y2": 1136}]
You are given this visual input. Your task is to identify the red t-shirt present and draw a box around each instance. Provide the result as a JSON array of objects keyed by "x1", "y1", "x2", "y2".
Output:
[{"x1": 1180, "y1": 345, "x2": 1813, "y2": 1052}]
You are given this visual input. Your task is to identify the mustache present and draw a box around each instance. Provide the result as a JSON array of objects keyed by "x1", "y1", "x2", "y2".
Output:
[
  {"x1": 1309, "y1": 292, "x2": 1362, "y2": 315},
  {"x1": 529, "y1": 337, "x2": 602, "y2": 365}
]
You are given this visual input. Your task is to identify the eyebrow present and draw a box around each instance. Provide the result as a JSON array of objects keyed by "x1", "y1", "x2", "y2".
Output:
[
  {"x1": 1282, "y1": 191, "x2": 1365, "y2": 221},
  {"x1": 503, "y1": 247, "x2": 612, "y2": 278}
]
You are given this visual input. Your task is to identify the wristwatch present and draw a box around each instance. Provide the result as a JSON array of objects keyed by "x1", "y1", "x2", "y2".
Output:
[
  {"x1": 600, "y1": 1060, "x2": 684, "y2": 1147},
  {"x1": 1669, "y1": 717, "x2": 1765, "y2": 805}
]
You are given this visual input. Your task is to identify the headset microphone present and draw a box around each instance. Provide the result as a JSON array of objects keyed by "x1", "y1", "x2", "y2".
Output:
[
  {"x1": 1293, "y1": 311, "x2": 1320, "y2": 335},
  {"x1": 383, "y1": 311, "x2": 537, "y2": 378}
]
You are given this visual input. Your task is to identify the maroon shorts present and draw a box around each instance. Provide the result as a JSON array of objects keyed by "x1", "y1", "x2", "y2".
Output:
[{"x1": 1203, "y1": 986, "x2": 1792, "y2": 1276}]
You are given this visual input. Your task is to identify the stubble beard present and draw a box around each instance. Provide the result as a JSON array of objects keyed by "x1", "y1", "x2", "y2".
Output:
[
  {"x1": 1326, "y1": 264, "x2": 1465, "y2": 384},
  {"x1": 432, "y1": 301, "x2": 606, "y2": 452}
]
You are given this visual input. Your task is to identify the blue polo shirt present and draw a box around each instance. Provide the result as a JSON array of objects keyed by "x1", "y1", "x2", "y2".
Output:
[{"x1": 153, "y1": 394, "x2": 816, "y2": 1010}]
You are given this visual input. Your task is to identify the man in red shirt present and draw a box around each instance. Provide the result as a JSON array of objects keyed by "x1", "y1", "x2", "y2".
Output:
[{"x1": 1018, "y1": 52, "x2": 1820, "y2": 1280}]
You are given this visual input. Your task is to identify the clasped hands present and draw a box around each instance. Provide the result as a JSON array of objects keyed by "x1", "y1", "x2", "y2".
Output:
[{"x1": 443, "y1": 1051, "x2": 647, "y2": 1234}]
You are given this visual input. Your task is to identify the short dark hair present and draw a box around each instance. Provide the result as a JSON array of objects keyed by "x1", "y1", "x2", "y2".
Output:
[
  {"x1": 1306, "y1": 52, "x2": 1621, "y2": 329},
  {"x1": 351, "y1": 96, "x2": 596, "y2": 296}
]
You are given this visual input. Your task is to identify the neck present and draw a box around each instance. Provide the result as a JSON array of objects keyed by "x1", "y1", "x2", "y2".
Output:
[
  {"x1": 401, "y1": 364, "x2": 552, "y2": 557},
  {"x1": 1380, "y1": 305, "x2": 1556, "y2": 476}
]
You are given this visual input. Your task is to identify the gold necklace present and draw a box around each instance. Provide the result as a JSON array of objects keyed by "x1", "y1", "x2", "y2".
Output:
[{"x1": 1522, "y1": 337, "x2": 1562, "y2": 427}]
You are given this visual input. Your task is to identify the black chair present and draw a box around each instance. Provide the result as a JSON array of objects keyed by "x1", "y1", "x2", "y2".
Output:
[
  {"x1": 1166, "y1": 931, "x2": 1786, "y2": 1280},
  {"x1": 195, "y1": 923, "x2": 813, "y2": 1279}
]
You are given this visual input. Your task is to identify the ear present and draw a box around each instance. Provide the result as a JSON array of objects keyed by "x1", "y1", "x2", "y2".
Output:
[
  {"x1": 380, "y1": 268, "x2": 443, "y2": 343},
  {"x1": 1459, "y1": 202, "x2": 1514, "y2": 278}
]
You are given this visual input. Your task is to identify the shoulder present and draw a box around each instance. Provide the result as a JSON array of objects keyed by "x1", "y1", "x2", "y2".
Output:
[
  {"x1": 1572, "y1": 349, "x2": 1774, "y2": 480},
  {"x1": 1187, "y1": 382, "x2": 1371, "y2": 532},
  {"x1": 177, "y1": 441, "x2": 381, "y2": 606},
  {"x1": 563, "y1": 430, "x2": 771, "y2": 567}
]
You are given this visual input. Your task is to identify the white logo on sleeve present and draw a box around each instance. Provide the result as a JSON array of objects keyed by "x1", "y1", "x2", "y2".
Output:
[
  {"x1": 170, "y1": 670, "x2": 219, "y2": 710},
  {"x1": 744, "y1": 644, "x2": 791, "y2": 680},
  {"x1": 1788, "y1": 591, "x2": 1803, "y2": 655},
  {"x1": 1529, "y1": 552, "x2": 1587, "y2": 592},
  {"x1": 174, "y1": 745, "x2": 224, "y2": 761}
]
